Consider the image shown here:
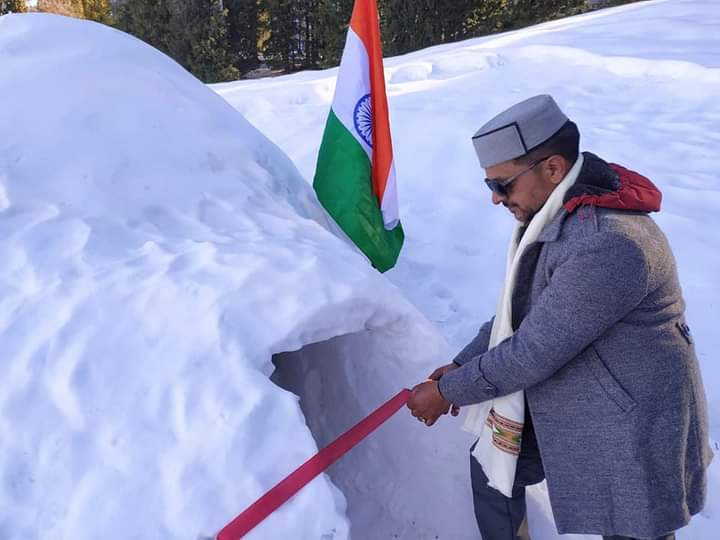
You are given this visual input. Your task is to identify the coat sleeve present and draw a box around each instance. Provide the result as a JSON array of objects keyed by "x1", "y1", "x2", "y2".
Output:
[
  {"x1": 451, "y1": 317, "x2": 495, "y2": 366},
  {"x1": 438, "y1": 231, "x2": 649, "y2": 406}
]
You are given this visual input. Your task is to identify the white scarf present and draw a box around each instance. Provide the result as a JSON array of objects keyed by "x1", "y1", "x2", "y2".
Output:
[{"x1": 463, "y1": 154, "x2": 584, "y2": 497}]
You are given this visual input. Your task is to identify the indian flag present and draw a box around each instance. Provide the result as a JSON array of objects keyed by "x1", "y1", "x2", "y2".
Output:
[{"x1": 313, "y1": 0, "x2": 404, "y2": 273}]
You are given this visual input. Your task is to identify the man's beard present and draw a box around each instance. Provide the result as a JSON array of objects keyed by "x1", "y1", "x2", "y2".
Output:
[{"x1": 505, "y1": 203, "x2": 536, "y2": 224}]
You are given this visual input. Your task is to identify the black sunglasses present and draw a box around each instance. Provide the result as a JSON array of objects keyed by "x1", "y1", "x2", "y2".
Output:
[{"x1": 484, "y1": 155, "x2": 552, "y2": 197}]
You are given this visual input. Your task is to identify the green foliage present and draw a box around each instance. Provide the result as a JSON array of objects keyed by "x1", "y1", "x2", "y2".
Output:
[
  {"x1": 166, "y1": 0, "x2": 240, "y2": 83},
  {"x1": 261, "y1": 0, "x2": 326, "y2": 71},
  {"x1": 0, "y1": 0, "x2": 27, "y2": 14},
  {"x1": 426, "y1": 0, "x2": 477, "y2": 43},
  {"x1": 115, "y1": 0, "x2": 172, "y2": 55},
  {"x1": 380, "y1": 0, "x2": 433, "y2": 56},
  {"x1": 262, "y1": 0, "x2": 314, "y2": 70},
  {"x1": 116, "y1": 0, "x2": 239, "y2": 83},
  {"x1": 36, "y1": 0, "x2": 84, "y2": 18},
  {"x1": 82, "y1": 0, "x2": 112, "y2": 24},
  {"x1": 316, "y1": 0, "x2": 353, "y2": 68},
  {"x1": 261, "y1": 0, "x2": 292, "y2": 69},
  {"x1": 226, "y1": 0, "x2": 260, "y2": 72},
  {"x1": 466, "y1": 0, "x2": 589, "y2": 36},
  {"x1": 379, "y1": 0, "x2": 477, "y2": 56},
  {"x1": 107, "y1": 0, "x2": 641, "y2": 81}
]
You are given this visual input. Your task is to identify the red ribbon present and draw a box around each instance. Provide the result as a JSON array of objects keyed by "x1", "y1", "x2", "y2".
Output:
[{"x1": 216, "y1": 388, "x2": 412, "y2": 540}]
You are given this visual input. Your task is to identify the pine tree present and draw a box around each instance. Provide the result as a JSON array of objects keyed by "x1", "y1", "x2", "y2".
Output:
[
  {"x1": 115, "y1": 0, "x2": 240, "y2": 81},
  {"x1": 316, "y1": 0, "x2": 352, "y2": 67},
  {"x1": 262, "y1": 0, "x2": 297, "y2": 70},
  {"x1": 37, "y1": 0, "x2": 84, "y2": 18},
  {"x1": 380, "y1": 0, "x2": 434, "y2": 56},
  {"x1": 466, "y1": 0, "x2": 588, "y2": 35},
  {"x1": 431, "y1": 0, "x2": 476, "y2": 43},
  {"x1": 226, "y1": 0, "x2": 259, "y2": 72},
  {"x1": 82, "y1": 0, "x2": 112, "y2": 24},
  {"x1": 264, "y1": 0, "x2": 325, "y2": 70},
  {"x1": 167, "y1": 0, "x2": 240, "y2": 83},
  {"x1": 300, "y1": 0, "x2": 321, "y2": 68},
  {"x1": 115, "y1": 0, "x2": 172, "y2": 55},
  {"x1": 1, "y1": 0, "x2": 27, "y2": 14},
  {"x1": 264, "y1": 0, "x2": 297, "y2": 70}
]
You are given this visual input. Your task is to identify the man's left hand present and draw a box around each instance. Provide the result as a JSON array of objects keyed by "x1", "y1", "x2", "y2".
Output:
[{"x1": 407, "y1": 380, "x2": 452, "y2": 427}]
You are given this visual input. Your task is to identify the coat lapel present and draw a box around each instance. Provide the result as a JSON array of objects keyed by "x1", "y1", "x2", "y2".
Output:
[{"x1": 536, "y1": 209, "x2": 567, "y2": 244}]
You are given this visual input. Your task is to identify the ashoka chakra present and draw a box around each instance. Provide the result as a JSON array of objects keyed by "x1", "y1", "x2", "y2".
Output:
[{"x1": 353, "y1": 94, "x2": 373, "y2": 148}]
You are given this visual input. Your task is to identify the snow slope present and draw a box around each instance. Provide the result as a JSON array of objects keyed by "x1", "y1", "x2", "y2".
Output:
[
  {"x1": 214, "y1": 0, "x2": 720, "y2": 538},
  {"x1": 0, "y1": 13, "x2": 476, "y2": 540}
]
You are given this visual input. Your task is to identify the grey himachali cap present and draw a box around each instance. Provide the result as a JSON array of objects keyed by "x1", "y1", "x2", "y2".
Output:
[{"x1": 472, "y1": 94, "x2": 569, "y2": 168}]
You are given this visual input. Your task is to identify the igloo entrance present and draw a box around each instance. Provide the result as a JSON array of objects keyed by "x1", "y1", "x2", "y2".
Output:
[{"x1": 271, "y1": 327, "x2": 476, "y2": 539}]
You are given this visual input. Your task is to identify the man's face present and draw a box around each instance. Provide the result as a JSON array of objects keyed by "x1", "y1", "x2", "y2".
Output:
[{"x1": 484, "y1": 156, "x2": 564, "y2": 224}]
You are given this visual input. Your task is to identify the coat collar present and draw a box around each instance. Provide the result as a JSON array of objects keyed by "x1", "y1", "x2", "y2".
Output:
[
  {"x1": 563, "y1": 152, "x2": 661, "y2": 214},
  {"x1": 533, "y1": 153, "x2": 662, "y2": 244}
]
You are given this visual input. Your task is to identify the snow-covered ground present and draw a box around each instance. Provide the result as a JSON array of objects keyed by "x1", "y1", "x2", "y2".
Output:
[
  {"x1": 0, "y1": 12, "x2": 474, "y2": 540},
  {"x1": 214, "y1": 0, "x2": 720, "y2": 538},
  {"x1": 1, "y1": 0, "x2": 718, "y2": 539}
]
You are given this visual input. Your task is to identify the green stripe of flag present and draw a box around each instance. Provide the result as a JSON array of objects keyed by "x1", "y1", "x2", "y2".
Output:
[{"x1": 313, "y1": 110, "x2": 404, "y2": 272}]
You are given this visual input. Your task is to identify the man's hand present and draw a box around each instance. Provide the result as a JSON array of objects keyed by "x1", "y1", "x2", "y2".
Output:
[
  {"x1": 428, "y1": 362, "x2": 459, "y2": 381},
  {"x1": 427, "y1": 363, "x2": 461, "y2": 417},
  {"x1": 406, "y1": 380, "x2": 453, "y2": 427}
]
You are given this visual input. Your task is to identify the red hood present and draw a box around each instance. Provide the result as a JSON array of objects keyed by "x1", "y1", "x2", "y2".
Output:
[{"x1": 563, "y1": 155, "x2": 662, "y2": 214}]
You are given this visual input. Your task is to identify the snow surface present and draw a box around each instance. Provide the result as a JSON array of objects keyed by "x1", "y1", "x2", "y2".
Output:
[
  {"x1": 0, "y1": 12, "x2": 475, "y2": 540},
  {"x1": 1, "y1": 0, "x2": 718, "y2": 539},
  {"x1": 213, "y1": 0, "x2": 720, "y2": 538}
]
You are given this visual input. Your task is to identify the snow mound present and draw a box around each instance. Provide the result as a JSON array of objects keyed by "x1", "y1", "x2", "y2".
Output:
[{"x1": 0, "y1": 13, "x2": 474, "y2": 540}]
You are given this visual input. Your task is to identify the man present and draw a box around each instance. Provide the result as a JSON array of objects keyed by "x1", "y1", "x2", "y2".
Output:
[{"x1": 407, "y1": 95, "x2": 713, "y2": 540}]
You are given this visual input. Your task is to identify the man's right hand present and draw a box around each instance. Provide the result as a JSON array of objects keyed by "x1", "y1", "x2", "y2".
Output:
[{"x1": 427, "y1": 363, "x2": 461, "y2": 417}]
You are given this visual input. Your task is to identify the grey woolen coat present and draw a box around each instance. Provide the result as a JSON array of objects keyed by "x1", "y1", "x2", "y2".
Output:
[{"x1": 438, "y1": 153, "x2": 713, "y2": 539}]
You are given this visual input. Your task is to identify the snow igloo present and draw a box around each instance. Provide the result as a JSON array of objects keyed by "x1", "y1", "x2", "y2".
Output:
[{"x1": 0, "y1": 13, "x2": 475, "y2": 540}]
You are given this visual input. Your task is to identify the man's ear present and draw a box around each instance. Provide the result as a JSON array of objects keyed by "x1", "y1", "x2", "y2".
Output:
[{"x1": 547, "y1": 155, "x2": 569, "y2": 185}]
